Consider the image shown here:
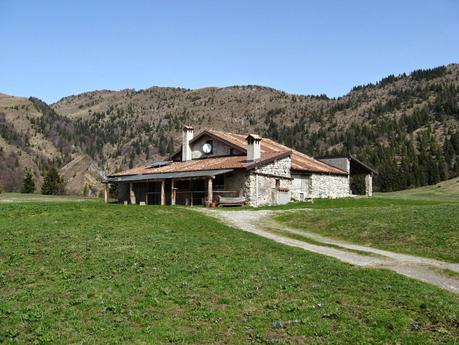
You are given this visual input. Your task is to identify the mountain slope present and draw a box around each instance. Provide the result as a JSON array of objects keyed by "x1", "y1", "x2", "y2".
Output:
[
  {"x1": 0, "y1": 94, "x2": 104, "y2": 193},
  {"x1": 0, "y1": 64, "x2": 458, "y2": 194}
]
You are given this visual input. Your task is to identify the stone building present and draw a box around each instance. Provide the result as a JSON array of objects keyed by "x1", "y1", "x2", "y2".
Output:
[{"x1": 105, "y1": 126, "x2": 376, "y2": 206}]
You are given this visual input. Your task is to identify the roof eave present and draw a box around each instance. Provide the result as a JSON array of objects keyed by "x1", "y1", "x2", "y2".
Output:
[
  {"x1": 291, "y1": 168, "x2": 348, "y2": 176},
  {"x1": 349, "y1": 155, "x2": 378, "y2": 175}
]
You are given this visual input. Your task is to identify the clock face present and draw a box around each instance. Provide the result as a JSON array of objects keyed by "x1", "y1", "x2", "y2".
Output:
[{"x1": 202, "y1": 143, "x2": 212, "y2": 154}]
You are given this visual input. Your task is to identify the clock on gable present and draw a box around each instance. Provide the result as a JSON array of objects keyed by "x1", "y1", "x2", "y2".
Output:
[{"x1": 202, "y1": 142, "x2": 213, "y2": 154}]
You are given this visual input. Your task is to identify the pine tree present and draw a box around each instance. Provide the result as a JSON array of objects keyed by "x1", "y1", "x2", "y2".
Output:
[
  {"x1": 21, "y1": 169, "x2": 35, "y2": 193},
  {"x1": 128, "y1": 152, "x2": 135, "y2": 169},
  {"x1": 166, "y1": 137, "x2": 174, "y2": 154},
  {"x1": 41, "y1": 166, "x2": 64, "y2": 195}
]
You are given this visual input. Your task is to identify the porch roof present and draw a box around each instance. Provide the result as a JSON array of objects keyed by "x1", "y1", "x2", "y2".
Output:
[{"x1": 105, "y1": 169, "x2": 234, "y2": 183}]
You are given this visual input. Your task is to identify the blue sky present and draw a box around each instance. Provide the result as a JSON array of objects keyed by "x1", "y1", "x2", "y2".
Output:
[{"x1": 1, "y1": 0, "x2": 458, "y2": 103}]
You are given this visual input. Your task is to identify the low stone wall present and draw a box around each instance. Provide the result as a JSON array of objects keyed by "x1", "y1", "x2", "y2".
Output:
[{"x1": 309, "y1": 174, "x2": 350, "y2": 199}]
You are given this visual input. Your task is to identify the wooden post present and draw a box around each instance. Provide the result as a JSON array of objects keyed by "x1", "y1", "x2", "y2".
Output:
[
  {"x1": 365, "y1": 174, "x2": 373, "y2": 197},
  {"x1": 130, "y1": 183, "x2": 136, "y2": 204},
  {"x1": 189, "y1": 180, "x2": 192, "y2": 206},
  {"x1": 207, "y1": 176, "x2": 213, "y2": 206},
  {"x1": 104, "y1": 183, "x2": 108, "y2": 204},
  {"x1": 171, "y1": 179, "x2": 176, "y2": 205},
  {"x1": 160, "y1": 180, "x2": 165, "y2": 205}
]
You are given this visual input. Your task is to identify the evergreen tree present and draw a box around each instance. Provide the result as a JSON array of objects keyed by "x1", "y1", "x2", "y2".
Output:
[
  {"x1": 41, "y1": 166, "x2": 64, "y2": 195},
  {"x1": 21, "y1": 169, "x2": 36, "y2": 193},
  {"x1": 128, "y1": 153, "x2": 134, "y2": 169},
  {"x1": 166, "y1": 137, "x2": 174, "y2": 154}
]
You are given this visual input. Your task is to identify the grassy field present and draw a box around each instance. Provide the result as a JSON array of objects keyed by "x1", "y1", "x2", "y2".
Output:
[
  {"x1": 273, "y1": 179, "x2": 459, "y2": 263},
  {"x1": 1, "y1": 197, "x2": 459, "y2": 344},
  {"x1": 0, "y1": 192, "x2": 88, "y2": 203},
  {"x1": 274, "y1": 199, "x2": 459, "y2": 262}
]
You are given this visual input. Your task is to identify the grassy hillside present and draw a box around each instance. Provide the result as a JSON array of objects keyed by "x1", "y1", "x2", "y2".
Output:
[
  {"x1": 50, "y1": 64, "x2": 459, "y2": 193},
  {"x1": 1, "y1": 200, "x2": 458, "y2": 343},
  {"x1": 378, "y1": 176, "x2": 459, "y2": 201},
  {"x1": 0, "y1": 94, "x2": 104, "y2": 194}
]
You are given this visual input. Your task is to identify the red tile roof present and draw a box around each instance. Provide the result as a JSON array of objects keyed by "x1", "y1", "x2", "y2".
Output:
[
  {"x1": 110, "y1": 129, "x2": 346, "y2": 177},
  {"x1": 206, "y1": 130, "x2": 346, "y2": 175},
  {"x1": 110, "y1": 150, "x2": 291, "y2": 177}
]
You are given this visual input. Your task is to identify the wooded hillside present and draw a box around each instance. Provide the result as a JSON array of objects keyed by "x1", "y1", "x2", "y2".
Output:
[{"x1": 0, "y1": 64, "x2": 458, "y2": 194}]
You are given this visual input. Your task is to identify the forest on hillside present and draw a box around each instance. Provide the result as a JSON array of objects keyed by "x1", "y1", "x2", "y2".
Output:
[
  {"x1": 0, "y1": 65, "x2": 458, "y2": 193},
  {"x1": 265, "y1": 67, "x2": 459, "y2": 191}
]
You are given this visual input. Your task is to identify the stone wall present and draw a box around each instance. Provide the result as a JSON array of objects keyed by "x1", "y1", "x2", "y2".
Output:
[
  {"x1": 243, "y1": 157, "x2": 292, "y2": 206},
  {"x1": 309, "y1": 174, "x2": 350, "y2": 199},
  {"x1": 254, "y1": 156, "x2": 291, "y2": 178},
  {"x1": 224, "y1": 171, "x2": 247, "y2": 196}
]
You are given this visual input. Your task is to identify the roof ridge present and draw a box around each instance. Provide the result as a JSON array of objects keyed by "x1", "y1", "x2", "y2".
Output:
[
  {"x1": 207, "y1": 130, "x2": 345, "y2": 174},
  {"x1": 208, "y1": 129, "x2": 247, "y2": 137}
]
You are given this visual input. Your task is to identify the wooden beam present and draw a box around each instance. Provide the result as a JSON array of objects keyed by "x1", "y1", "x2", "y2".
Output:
[
  {"x1": 190, "y1": 180, "x2": 193, "y2": 206},
  {"x1": 171, "y1": 179, "x2": 176, "y2": 206},
  {"x1": 104, "y1": 183, "x2": 108, "y2": 204},
  {"x1": 207, "y1": 176, "x2": 213, "y2": 206},
  {"x1": 130, "y1": 183, "x2": 136, "y2": 204},
  {"x1": 365, "y1": 174, "x2": 373, "y2": 197},
  {"x1": 174, "y1": 176, "x2": 213, "y2": 181},
  {"x1": 160, "y1": 180, "x2": 165, "y2": 205}
]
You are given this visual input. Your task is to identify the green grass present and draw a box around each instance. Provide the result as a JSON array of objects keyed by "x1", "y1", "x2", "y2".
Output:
[
  {"x1": 262, "y1": 226, "x2": 386, "y2": 258},
  {"x1": 1, "y1": 201, "x2": 459, "y2": 343},
  {"x1": 260, "y1": 196, "x2": 446, "y2": 210},
  {"x1": 274, "y1": 198, "x2": 459, "y2": 263},
  {"x1": 0, "y1": 192, "x2": 90, "y2": 203}
]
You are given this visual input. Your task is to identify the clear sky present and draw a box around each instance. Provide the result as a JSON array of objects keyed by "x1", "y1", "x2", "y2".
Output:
[{"x1": 1, "y1": 0, "x2": 458, "y2": 103}]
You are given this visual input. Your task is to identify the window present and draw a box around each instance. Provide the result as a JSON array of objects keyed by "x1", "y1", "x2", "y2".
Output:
[{"x1": 275, "y1": 179, "x2": 280, "y2": 189}]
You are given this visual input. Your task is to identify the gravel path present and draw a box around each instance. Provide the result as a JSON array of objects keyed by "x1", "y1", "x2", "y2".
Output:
[{"x1": 198, "y1": 209, "x2": 459, "y2": 294}]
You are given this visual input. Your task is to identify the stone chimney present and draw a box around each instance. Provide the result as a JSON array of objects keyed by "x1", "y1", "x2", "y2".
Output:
[
  {"x1": 182, "y1": 126, "x2": 194, "y2": 162},
  {"x1": 246, "y1": 134, "x2": 262, "y2": 161}
]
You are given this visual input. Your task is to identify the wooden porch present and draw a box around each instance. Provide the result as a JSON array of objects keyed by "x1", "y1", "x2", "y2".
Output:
[{"x1": 105, "y1": 171, "x2": 241, "y2": 206}]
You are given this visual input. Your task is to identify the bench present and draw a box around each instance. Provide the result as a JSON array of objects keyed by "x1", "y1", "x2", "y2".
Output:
[{"x1": 217, "y1": 195, "x2": 246, "y2": 207}]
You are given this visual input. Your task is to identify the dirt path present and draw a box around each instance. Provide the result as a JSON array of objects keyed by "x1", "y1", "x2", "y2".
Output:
[{"x1": 198, "y1": 209, "x2": 459, "y2": 294}]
